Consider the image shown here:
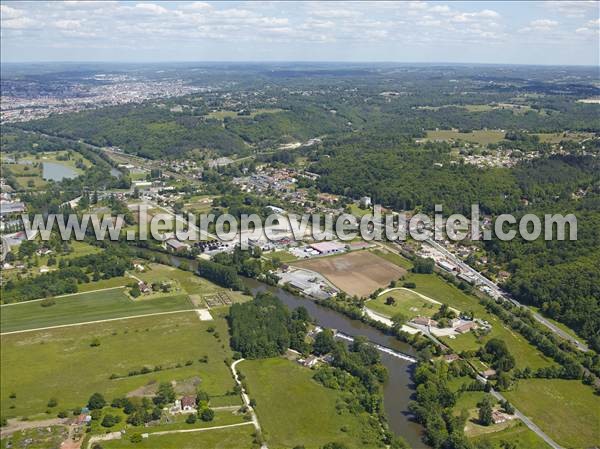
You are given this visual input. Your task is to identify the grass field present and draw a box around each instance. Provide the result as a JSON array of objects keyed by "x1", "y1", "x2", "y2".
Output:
[
  {"x1": 101, "y1": 424, "x2": 256, "y2": 449},
  {"x1": 207, "y1": 108, "x2": 283, "y2": 120},
  {"x1": 0, "y1": 289, "x2": 194, "y2": 333},
  {"x1": 366, "y1": 288, "x2": 440, "y2": 319},
  {"x1": 425, "y1": 129, "x2": 506, "y2": 145},
  {"x1": 240, "y1": 357, "x2": 383, "y2": 449},
  {"x1": 264, "y1": 250, "x2": 299, "y2": 263},
  {"x1": 0, "y1": 313, "x2": 237, "y2": 418},
  {"x1": 472, "y1": 421, "x2": 553, "y2": 449},
  {"x1": 503, "y1": 379, "x2": 600, "y2": 448},
  {"x1": 293, "y1": 251, "x2": 406, "y2": 297}
]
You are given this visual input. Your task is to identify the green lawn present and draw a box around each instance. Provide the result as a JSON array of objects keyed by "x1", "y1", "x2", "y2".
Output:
[
  {"x1": 1, "y1": 313, "x2": 237, "y2": 418},
  {"x1": 264, "y1": 250, "x2": 299, "y2": 263},
  {"x1": 101, "y1": 424, "x2": 256, "y2": 449},
  {"x1": 370, "y1": 248, "x2": 413, "y2": 270},
  {"x1": 366, "y1": 289, "x2": 440, "y2": 319},
  {"x1": 503, "y1": 379, "x2": 600, "y2": 449},
  {"x1": 472, "y1": 422, "x2": 553, "y2": 449},
  {"x1": 239, "y1": 358, "x2": 383, "y2": 449},
  {"x1": 1, "y1": 289, "x2": 194, "y2": 333}
]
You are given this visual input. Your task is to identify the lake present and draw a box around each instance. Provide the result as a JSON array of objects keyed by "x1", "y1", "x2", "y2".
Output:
[{"x1": 42, "y1": 162, "x2": 78, "y2": 181}]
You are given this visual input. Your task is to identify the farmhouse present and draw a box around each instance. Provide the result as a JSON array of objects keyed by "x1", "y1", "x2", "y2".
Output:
[
  {"x1": 443, "y1": 354, "x2": 460, "y2": 363},
  {"x1": 481, "y1": 369, "x2": 497, "y2": 379},
  {"x1": 309, "y1": 241, "x2": 346, "y2": 255},
  {"x1": 181, "y1": 395, "x2": 197, "y2": 412},
  {"x1": 492, "y1": 411, "x2": 510, "y2": 424},
  {"x1": 412, "y1": 316, "x2": 438, "y2": 327},
  {"x1": 455, "y1": 321, "x2": 478, "y2": 334}
]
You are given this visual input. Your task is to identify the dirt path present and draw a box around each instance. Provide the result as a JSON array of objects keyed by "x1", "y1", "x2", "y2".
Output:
[{"x1": 231, "y1": 359, "x2": 268, "y2": 449}]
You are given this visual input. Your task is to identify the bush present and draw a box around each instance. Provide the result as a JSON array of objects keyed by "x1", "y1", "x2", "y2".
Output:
[
  {"x1": 186, "y1": 413, "x2": 197, "y2": 424},
  {"x1": 200, "y1": 407, "x2": 214, "y2": 422},
  {"x1": 130, "y1": 433, "x2": 143, "y2": 443},
  {"x1": 47, "y1": 398, "x2": 58, "y2": 408},
  {"x1": 87, "y1": 392, "x2": 106, "y2": 410}
]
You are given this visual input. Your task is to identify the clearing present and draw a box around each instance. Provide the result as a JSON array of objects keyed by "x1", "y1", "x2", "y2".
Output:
[{"x1": 366, "y1": 288, "x2": 441, "y2": 320}]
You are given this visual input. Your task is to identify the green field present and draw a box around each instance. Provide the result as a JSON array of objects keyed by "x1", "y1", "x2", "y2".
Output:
[
  {"x1": 370, "y1": 248, "x2": 413, "y2": 270},
  {"x1": 101, "y1": 424, "x2": 256, "y2": 449},
  {"x1": 425, "y1": 129, "x2": 506, "y2": 145},
  {"x1": 264, "y1": 250, "x2": 299, "y2": 263},
  {"x1": 472, "y1": 421, "x2": 553, "y2": 449},
  {"x1": 240, "y1": 358, "x2": 383, "y2": 449},
  {"x1": 207, "y1": 108, "x2": 283, "y2": 120},
  {"x1": 504, "y1": 379, "x2": 600, "y2": 448},
  {"x1": 0, "y1": 289, "x2": 194, "y2": 333},
  {"x1": 1, "y1": 313, "x2": 237, "y2": 418},
  {"x1": 366, "y1": 288, "x2": 440, "y2": 319}
]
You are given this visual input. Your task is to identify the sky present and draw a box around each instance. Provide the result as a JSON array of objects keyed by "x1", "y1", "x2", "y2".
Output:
[{"x1": 1, "y1": 1, "x2": 599, "y2": 65}]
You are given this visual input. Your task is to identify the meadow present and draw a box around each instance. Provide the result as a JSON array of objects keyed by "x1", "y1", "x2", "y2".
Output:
[
  {"x1": 101, "y1": 424, "x2": 256, "y2": 449},
  {"x1": 0, "y1": 288, "x2": 193, "y2": 333},
  {"x1": 0, "y1": 313, "x2": 237, "y2": 418},
  {"x1": 425, "y1": 129, "x2": 506, "y2": 145},
  {"x1": 366, "y1": 288, "x2": 440, "y2": 320},
  {"x1": 472, "y1": 422, "x2": 552, "y2": 449},
  {"x1": 503, "y1": 379, "x2": 600, "y2": 449},
  {"x1": 239, "y1": 357, "x2": 384, "y2": 449}
]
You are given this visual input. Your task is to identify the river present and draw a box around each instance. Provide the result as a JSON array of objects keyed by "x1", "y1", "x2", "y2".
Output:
[{"x1": 138, "y1": 250, "x2": 426, "y2": 447}]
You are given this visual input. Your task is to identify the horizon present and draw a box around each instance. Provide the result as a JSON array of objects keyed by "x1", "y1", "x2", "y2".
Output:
[{"x1": 1, "y1": 1, "x2": 599, "y2": 66}]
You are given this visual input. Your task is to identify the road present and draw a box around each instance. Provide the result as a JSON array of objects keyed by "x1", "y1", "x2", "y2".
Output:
[{"x1": 423, "y1": 238, "x2": 589, "y2": 352}]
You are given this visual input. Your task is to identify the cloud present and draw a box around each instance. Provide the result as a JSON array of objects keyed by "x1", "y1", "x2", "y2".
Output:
[
  {"x1": 530, "y1": 19, "x2": 559, "y2": 29},
  {"x1": 54, "y1": 19, "x2": 82, "y2": 30},
  {"x1": 2, "y1": 17, "x2": 40, "y2": 30},
  {"x1": 135, "y1": 3, "x2": 168, "y2": 15},
  {"x1": 544, "y1": 1, "x2": 597, "y2": 18},
  {"x1": 0, "y1": 4, "x2": 24, "y2": 19}
]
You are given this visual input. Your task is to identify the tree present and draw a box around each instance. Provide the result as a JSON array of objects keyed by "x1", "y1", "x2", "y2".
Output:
[
  {"x1": 101, "y1": 414, "x2": 120, "y2": 428},
  {"x1": 478, "y1": 399, "x2": 493, "y2": 426},
  {"x1": 385, "y1": 296, "x2": 396, "y2": 306},
  {"x1": 129, "y1": 433, "x2": 142, "y2": 443},
  {"x1": 200, "y1": 407, "x2": 215, "y2": 422},
  {"x1": 88, "y1": 393, "x2": 106, "y2": 410},
  {"x1": 186, "y1": 413, "x2": 197, "y2": 424},
  {"x1": 153, "y1": 382, "x2": 175, "y2": 407},
  {"x1": 313, "y1": 329, "x2": 336, "y2": 355},
  {"x1": 392, "y1": 312, "x2": 408, "y2": 331}
]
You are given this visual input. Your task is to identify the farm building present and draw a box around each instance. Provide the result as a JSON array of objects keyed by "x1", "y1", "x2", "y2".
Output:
[
  {"x1": 309, "y1": 241, "x2": 346, "y2": 255},
  {"x1": 455, "y1": 321, "x2": 478, "y2": 334}
]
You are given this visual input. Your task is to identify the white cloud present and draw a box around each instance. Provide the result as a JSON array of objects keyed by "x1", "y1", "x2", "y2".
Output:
[
  {"x1": 54, "y1": 19, "x2": 82, "y2": 30},
  {"x1": 134, "y1": 3, "x2": 168, "y2": 15},
  {"x1": 530, "y1": 19, "x2": 559, "y2": 29},
  {"x1": 2, "y1": 17, "x2": 40, "y2": 30},
  {"x1": 0, "y1": 4, "x2": 24, "y2": 19}
]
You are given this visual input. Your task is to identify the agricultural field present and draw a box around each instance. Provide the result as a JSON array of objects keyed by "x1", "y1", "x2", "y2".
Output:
[
  {"x1": 534, "y1": 131, "x2": 595, "y2": 143},
  {"x1": 0, "y1": 288, "x2": 194, "y2": 333},
  {"x1": 239, "y1": 357, "x2": 383, "y2": 449},
  {"x1": 101, "y1": 424, "x2": 256, "y2": 449},
  {"x1": 366, "y1": 288, "x2": 441, "y2": 320},
  {"x1": 292, "y1": 251, "x2": 406, "y2": 297},
  {"x1": 424, "y1": 129, "x2": 506, "y2": 145},
  {"x1": 503, "y1": 379, "x2": 600, "y2": 449},
  {"x1": 0, "y1": 313, "x2": 237, "y2": 418}
]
